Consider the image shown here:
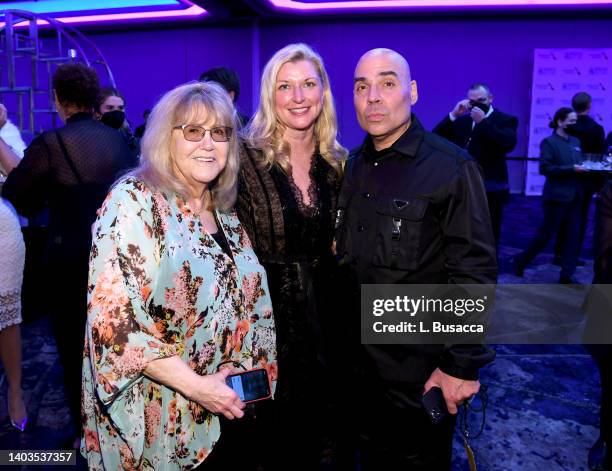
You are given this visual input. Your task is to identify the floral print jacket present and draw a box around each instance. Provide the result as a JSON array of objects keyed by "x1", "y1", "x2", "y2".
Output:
[{"x1": 81, "y1": 177, "x2": 277, "y2": 470}]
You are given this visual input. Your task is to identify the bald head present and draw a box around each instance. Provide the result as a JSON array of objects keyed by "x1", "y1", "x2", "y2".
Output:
[
  {"x1": 353, "y1": 48, "x2": 418, "y2": 150},
  {"x1": 355, "y1": 48, "x2": 411, "y2": 87}
]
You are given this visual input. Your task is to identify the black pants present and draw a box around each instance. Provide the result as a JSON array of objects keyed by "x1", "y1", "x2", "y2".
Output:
[
  {"x1": 517, "y1": 198, "x2": 582, "y2": 278},
  {"x1": 555, "y1": 176, "x2": 605, "y2": 260},
  {"x1": 486, "y1": 190, "x2": 509, "y2": 248},
  {"x1": 49, "y1": 251, "x2": 89, "y2": 436},
  {"x1": 358, "y1": 380, "x2": 456, "y2": 471}
]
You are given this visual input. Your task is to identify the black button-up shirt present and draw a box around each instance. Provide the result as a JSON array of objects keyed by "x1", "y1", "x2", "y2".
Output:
[{"x1": 336, "y1": 115, "x2": 497, "y2": 381}]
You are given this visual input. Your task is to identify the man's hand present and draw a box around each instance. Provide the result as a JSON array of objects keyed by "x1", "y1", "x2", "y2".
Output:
[
  {"x1": 470, "y1": 106, "x2": 486, "y2": 124},
  {"x1": 451, "y1": 99, "x2": 471, "y2": 119},
  {"x1": 423, "y1": 368, "x2": 480, "y2": 415},
  {"x1": 0, "y1": 104, "x2": 8, "y2": 129}
]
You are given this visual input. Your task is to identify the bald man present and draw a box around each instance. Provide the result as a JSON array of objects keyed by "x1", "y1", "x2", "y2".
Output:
[{"x1": 335, "y1": 49, "x2": 497, "y2": 469}]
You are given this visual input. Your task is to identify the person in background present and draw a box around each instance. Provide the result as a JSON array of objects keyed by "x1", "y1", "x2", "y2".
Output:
[
  {"x1": 433, "y1": 83, "x2": 518, "y2": 248},
  {"x1": 554, "y1": 91, "x2": 607, "y2": 267},
  {"x1": 199, "y1": 67, "x2": 249, "y2": 127},
  {"x1": 2, "y1": 63, "x2": 135, "y2": 447},
  {"x1": 134, "y1": 108, "x2": 151, "y2": 138},
  {"x1": 96, "y1": 86, "x2": 140, "y2": 158},
  {"x1": 237, "y1": 43, "x2": 347, "y2": 470},
  {"x1": 335, "y1": 48, "x2": 496, "y2": 470},
  {"x1": 513, "y1": 107, "x2": 586, "y2": 284},
  {"x1": 0, "y1": 103, "x2": 27, "y2": 431},
  {"x1": 81, "y1": 81, "x2": 276, "y2": 470}
]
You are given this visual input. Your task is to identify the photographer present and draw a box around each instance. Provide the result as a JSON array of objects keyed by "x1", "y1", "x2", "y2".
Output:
[{"x1": 434, "y1": 84, "x2": 518, "y2": 247}]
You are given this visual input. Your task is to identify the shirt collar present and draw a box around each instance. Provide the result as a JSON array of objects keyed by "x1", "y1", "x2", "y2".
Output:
[
  {"x1": 363, "y1": 113, "x2": 425, "y2": 160},
  {"x1": 66, "y1": 112, "x2": 94, "y2": 123}
]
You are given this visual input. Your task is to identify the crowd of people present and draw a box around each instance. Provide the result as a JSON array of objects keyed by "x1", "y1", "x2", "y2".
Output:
[{"x1": 0, "y1": 43, "x2": 610, "y2": 471}]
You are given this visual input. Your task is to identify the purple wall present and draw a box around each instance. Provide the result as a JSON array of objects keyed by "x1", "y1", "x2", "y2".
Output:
[
  {"x1": 88, "y1": 24, "x2": 255, "y2": 130},
  {"x1": 88, "y1": 16, "x2": 611, "y2": 163},
  {"x1": 260, "y1": 17, "x2": 612, "y2": 152}
]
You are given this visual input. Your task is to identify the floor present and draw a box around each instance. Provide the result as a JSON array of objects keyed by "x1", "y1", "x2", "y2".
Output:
[{"x1": 0, "y1": 194, "x2": 605, "y2": 471}]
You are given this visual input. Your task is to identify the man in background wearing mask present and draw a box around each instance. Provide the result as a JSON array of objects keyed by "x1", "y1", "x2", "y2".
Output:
[
  {"x1": 434, "y1": 84, "x2": 518, "y2": 248},
  {"x1": 554, "y1": 91, "x2": 607, "y2": 267}
]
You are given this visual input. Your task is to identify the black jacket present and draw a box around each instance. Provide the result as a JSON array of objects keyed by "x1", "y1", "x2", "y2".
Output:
[
  {"x1": 433, "y1": 109, "x2": 518, "y2": 192},
  {"x1": 539, "y1": 133, "x2": 583, "y2": 203},
  {"x1": 336, "y1": 115, "x2": 496, "y2": 383},
  {"x1": 569, "y1": 114, "x2": 606, "y2": 155}
]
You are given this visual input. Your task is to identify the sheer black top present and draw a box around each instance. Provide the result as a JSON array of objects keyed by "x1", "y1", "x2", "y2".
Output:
[{"x1": 2, "y1": 112, "x2": 136, "y2": 255}]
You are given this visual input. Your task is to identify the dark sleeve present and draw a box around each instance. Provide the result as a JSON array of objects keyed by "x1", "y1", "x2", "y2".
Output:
[
  {"x1": 235, "y1": 151, "x2": 259, "y2": 252},
  {"x1": 439, "y1": 159, "x2": 497, "y2": 380},
  {"x1": 441, "y1": 160, "x2": 498, "y2": 284},
  {"x1": 596, "y1": 124, "x2": 607, "y2": 155},
  {"x1": 439, "y1": 345, "x2": 495, "y2": 380},
  {"x1": 432, "y1": 115, "x2": 456, "y2": 140},
  {"x1": 539, "y1": 138, "x2": 575, "y2": 176},
  {"x1": 472, "y1": 115, "x2": 518, "y2": 153},
  {"x1": 594, "y1": 182, "x2": 612, "y2": 283},
  {"x1": 2, "y1": 135, "x2": 51, "y2": 216}
]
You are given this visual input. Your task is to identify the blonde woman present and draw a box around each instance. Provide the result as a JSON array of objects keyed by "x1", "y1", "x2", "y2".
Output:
[
  {"x1": 81, "y1": 82, "x2": 276, "y2": 470},
  {"x1": 237, "y1": 43, "x2": 347, "y2": 470}
]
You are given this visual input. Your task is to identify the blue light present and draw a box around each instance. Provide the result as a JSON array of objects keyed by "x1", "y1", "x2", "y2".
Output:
[{"x1": 0, "y1": 0, "x2": 181, "y2": 15}]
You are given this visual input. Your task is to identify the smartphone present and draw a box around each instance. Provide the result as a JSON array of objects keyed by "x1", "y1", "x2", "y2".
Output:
[
  {"x1": 421, "y1": 387, "x2": 450, "y2": 424},
  {"x1": 225, "y1": 368, "x2": 272, "y2": 403}
]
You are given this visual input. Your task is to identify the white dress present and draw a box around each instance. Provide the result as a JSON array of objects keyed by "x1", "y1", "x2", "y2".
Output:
[
  {"x1": 0, "y1": 197, "x2": 25, "y2": 330},
  {"x1": 0, "y1": 119, "x2": 26, "y2": 331}
]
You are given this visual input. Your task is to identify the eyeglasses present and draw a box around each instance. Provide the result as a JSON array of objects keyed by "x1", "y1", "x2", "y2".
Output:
[{"x1": 173, "y1": 124, "x2": 233, "y2": 142}]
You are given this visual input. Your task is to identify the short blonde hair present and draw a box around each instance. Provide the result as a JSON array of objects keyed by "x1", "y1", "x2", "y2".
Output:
[
  {"x1": 133, "y1": 81, "x2": 239, "y2": 212},
  {"x1": 245, "y1": 43, "x2": 346, "y2": 174}
]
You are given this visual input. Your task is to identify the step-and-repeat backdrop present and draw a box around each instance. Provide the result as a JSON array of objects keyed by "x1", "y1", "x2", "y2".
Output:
[{"x1": 526, "y1": 49, "x2": 612, "y2": 196}]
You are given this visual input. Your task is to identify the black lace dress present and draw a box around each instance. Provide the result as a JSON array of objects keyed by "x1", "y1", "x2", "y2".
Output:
[{"x1": 237, "y1": 146, "x2": 341, "y2": 469}]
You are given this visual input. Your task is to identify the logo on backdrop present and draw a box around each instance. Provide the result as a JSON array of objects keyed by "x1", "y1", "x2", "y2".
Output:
[{"x1": 526, "y1": 48, "x2": 612, "y2": 196}]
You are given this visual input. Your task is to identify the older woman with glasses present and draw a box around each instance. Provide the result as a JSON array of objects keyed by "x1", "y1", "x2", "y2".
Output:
[
  {"x1": 237, "y1": 43, "x2": 347, "y2": 470},
  {"x1": 81, "y1": 81, "x2": 276, "y2": 470}
]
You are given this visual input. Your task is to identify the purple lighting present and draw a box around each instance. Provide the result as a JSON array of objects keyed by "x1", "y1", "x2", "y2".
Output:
[
  {"x1": 0, "y1": 3, "x2": 207, "y2": 27},
  {"x1": 267, "y1": 0, "x2": 612, "y2": 10}
]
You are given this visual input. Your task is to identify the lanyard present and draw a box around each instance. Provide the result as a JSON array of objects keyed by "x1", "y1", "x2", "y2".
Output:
[{"x1": 459, "y1": 384, "x2": 489, "y2": 471}]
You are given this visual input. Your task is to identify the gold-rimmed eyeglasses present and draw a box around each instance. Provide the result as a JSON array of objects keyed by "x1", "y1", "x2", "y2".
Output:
[{"x1": 173, "y1": 124, "x2": 233, "y2": 142}]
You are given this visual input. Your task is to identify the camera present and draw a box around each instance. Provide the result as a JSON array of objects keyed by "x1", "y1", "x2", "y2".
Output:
[{"x1": 469, "y1": 100, "x2": 490, "y2": 114}]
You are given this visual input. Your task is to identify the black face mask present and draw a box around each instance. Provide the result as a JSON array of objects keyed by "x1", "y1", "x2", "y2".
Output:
[
  {"x1": 565, "y1": 124, "x2": 577, "y2": 135},
  {"x1": 100, "y1": 110, "x2": 125, "y2": 130},
  {"x1": 469, "y1": 101, "x2": 491, "y2": 114}
]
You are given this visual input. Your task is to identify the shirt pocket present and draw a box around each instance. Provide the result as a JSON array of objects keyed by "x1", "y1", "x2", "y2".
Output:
[{"x1": 371, "y1": 195, "x2": 429, "y2": 270}]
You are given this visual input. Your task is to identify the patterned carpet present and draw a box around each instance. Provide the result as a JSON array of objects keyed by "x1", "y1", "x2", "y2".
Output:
[{"x1": 0, "y1": 195, "x2": 604, "y2": 471}]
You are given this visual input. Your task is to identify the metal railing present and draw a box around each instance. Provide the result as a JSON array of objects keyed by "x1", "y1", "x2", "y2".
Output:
[{"x1": 0, "y1": 10, "x2": 115, "y2": 137}]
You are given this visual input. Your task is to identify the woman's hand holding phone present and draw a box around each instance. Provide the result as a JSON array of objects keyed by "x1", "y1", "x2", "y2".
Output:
[{"x1": 194, "y1": 369, "x2": 246, "y2": 420}]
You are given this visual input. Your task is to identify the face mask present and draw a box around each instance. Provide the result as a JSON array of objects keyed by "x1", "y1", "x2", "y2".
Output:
[
  {"x1": 565, "y1": 124, "x2": 577, "y2": 135},
  {"x1": 101, "y1": 110, "x2": 125, "y2": 130},
  {"x1": 469, "y1": 101, "x2": 490, "y2": 114}
]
